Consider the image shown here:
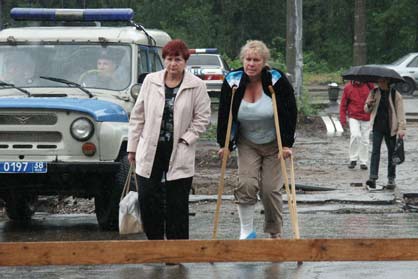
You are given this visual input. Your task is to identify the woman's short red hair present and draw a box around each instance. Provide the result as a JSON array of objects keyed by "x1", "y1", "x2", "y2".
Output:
[{"x1": 162, "y1": 39, "x2": 190, "y2": 61}]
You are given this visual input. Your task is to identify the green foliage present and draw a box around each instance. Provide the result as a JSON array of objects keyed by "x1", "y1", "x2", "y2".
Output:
[
  {"x1": 225, "y1": 57, "x2": 241, "y2": 70},
  {"x1": 200, "y1": 122, "x2": 217, "y2": 141},
  {"x1": 1, "y1": 1, "x2": 418, "y2": 72},
  {"x1": 303, "y1": 51, "x2": 331, "y2": 73},
  {"x1": 297, "y1": 87, "x2": 318, "y2": 117},
  {"x1": 303, "y1": 0, "x2": 353, "y2": 70},
  {"x1": 366, "y1": 0, "x2": 418, "y2": 63},
  {"x1": 304, "y1": 72, "x2": 344, "y2": 86}
]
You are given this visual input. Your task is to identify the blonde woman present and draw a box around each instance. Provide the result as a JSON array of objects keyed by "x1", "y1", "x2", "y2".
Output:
[{"x1": 217, "y1": 40, "x2": 297, "y2": 239}]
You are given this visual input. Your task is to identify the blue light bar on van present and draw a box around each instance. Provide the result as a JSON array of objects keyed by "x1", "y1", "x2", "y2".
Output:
[
  {"x1": 10, "y1": 8, "x2": 134, "y2": 22},
  {"x1": 189, "y1": 48, "x2": 218, "y2": 54}
]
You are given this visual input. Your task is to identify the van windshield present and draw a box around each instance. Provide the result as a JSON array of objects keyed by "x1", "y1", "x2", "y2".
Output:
[{"x1": 0, "y1": 44, "x2": 131, "y2": 91}]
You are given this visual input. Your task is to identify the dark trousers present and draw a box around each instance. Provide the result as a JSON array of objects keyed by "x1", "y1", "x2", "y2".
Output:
[
  {"x1": 369, "y1": 130, "x2": 396, "y2": 180},
  {"x1": 137, "y1": 141, "x2": 192, "y2": 240}
]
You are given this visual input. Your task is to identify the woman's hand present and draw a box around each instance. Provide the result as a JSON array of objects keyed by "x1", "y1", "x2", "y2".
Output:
[
  {"x1": 128, "y1": 152, "x2": 136, "y2": 164},
  {"x1": 366, "y1": 97, "x2": 376, "y2": 107},
  {"x1": 179, "y1": 138, "x2": 189, "y2": 145},
  {"x1": 218, "y1": 148, "x2": 230, "y2": 160},
  {"x1": 398, "y1": 131, "x2": 406, "y2": 139},
  {"x1": 282, "y1": 147, "x2": 293, "y2": 159}
]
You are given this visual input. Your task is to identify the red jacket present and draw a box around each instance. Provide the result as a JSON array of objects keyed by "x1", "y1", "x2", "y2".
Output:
[{"x1": 339, "y1": 81, "x2": 374, "y2": 126}]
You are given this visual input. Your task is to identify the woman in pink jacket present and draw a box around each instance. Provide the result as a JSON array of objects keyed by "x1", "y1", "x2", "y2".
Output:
[{"x1": 127, "y1": 39, "x2": 211, "y2": 240}]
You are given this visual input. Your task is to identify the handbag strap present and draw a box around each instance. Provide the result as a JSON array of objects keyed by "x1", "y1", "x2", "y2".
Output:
[
  {"x1": 132, "y1": 165, "x2": 139, "y2": 192},
  {"x1": 391, "y1": 88, "x2": 397, "y2": 117},
  {"x1": 120, "y1": 163, "x2": 139, "y2": 201}
]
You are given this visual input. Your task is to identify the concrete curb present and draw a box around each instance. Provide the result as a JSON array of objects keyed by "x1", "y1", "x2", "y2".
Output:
[
  {"x1": 190, "y1": 191, "x2": 395, "y2": 205},
  {"x1": 320, "y1": 115, "x2": 344, "y2": 136}
]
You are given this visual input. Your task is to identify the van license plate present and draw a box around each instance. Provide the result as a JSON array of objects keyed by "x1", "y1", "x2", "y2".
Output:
[{"x1": 0, "y1": 161, "x2": 47, "y2": 173}]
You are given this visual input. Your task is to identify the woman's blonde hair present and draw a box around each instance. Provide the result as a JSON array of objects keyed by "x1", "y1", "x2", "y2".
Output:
[{"x1": 239, "y1": 40, "x2": 270, "y2": 64}]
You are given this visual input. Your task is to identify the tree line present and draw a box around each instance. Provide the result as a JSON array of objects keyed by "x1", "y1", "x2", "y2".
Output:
[{"x1": 1, "y1": 0, "x2": 418, "y2": 72}]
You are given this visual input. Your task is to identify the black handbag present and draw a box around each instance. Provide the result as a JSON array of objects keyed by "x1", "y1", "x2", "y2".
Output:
[{"x1": 392, "y1": 138, "x2": 405, "y2": 165}]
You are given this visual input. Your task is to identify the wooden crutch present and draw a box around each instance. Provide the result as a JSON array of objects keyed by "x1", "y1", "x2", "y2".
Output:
[
  {"x1": 212, "y1": 86, "x2": 237, "y2": 239},
  {"x1": 289, "y1": 156, "x2": 300, "y2": 238},
  {"x1": 268, "y1": 85, "x2": 300, "y2": 239}
]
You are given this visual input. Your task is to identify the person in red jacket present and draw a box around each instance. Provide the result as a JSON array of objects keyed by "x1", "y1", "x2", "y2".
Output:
[{"x1": 340, "y1": 81, "x2": 374, "y2": 170}]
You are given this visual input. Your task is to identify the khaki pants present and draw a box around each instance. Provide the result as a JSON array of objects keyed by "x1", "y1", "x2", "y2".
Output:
[{"x1": 235, "y1": 136, "x2": 283, "y2": 234}]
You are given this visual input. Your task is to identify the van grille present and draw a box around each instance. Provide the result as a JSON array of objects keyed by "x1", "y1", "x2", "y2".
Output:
[
  {"x1": 0, "y1": 131, "x2": 62, "y2": 142},
  {"x1": 0, "y1": 113, "x2": 57, "y2": 125}
]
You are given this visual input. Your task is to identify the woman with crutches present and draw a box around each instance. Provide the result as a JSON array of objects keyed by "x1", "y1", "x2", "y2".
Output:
[{"x1": 217, "y1": 40, "x2": 297, "y2": 239}]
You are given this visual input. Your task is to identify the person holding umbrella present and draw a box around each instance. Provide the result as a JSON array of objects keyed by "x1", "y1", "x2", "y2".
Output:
[
  {"x1": 364, "y1": 78, "x2": 406, "y2": 189},
  {"x1": 217, "y1": 40, "x2": 297, "y2": 239}
]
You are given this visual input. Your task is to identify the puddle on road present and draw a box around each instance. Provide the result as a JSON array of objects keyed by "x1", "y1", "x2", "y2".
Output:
[{"x1": 0, "y1": 213, "x2": 145, "y2": 242}]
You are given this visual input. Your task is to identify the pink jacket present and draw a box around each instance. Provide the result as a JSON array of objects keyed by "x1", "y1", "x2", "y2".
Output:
[
  {"x1": 127, "y1": 70, "x2": 211, "y2": 180},
  {"x1": 339, "y1": 81, "x2": 374, "y2": 126}
]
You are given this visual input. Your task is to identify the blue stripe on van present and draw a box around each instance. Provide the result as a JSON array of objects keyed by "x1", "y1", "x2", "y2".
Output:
[{"x1": 0, "y1": 98, "x2": 128, "y2": 122}]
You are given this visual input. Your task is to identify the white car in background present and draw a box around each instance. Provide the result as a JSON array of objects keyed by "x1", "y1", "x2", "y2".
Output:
[
  {"x1": 373, "y1": 52, "x2": 418, "y2": 95},
  {"x1": 187, "y1": 48, "x2": 230, "y2": 96}
]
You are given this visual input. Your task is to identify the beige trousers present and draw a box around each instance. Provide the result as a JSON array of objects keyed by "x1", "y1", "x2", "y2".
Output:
[{"x1": 235, "y1": 136, "x2": 284, "y2": 235}]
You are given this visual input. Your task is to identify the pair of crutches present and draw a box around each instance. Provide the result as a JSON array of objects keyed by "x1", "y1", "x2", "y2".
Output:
[{"x1": 212, "y1": 84, "x2": 300, "y2": 240}]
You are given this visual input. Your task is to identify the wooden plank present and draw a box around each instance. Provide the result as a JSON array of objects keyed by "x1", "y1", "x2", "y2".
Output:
[{"x1": 1, "y1": 238, "x2": 418, "y2": 266}]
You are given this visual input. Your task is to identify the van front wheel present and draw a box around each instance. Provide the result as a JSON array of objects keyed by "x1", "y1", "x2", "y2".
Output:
[{"x1": 5, "y1": 192, "x2": 36, "y2": 221}]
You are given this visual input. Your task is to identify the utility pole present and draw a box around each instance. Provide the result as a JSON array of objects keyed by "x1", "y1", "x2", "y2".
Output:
[
  {"x1": 353, "y1": 0, "x2": 367, "y2": 65},
  {"x1": 286, "y1": 0, "x2": 303, "y2": 97},
  {"x1": 0, "y1": 0, "x2": 3, "y2": 31}
]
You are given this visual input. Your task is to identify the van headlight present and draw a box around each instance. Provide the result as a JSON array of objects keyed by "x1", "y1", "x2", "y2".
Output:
[{"x1": 70, "y1": 117, "x2": 94, "y2": 141}]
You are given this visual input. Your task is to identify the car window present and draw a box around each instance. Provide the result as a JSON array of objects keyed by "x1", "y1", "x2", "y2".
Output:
[
  {"x1": 149, "y1": 48, "x2": 163, "y2": 72},
  {"x1": 138, "y1": 47, "x2": 149, "y2": 74},
  {"x1": 407, "y1": 56, "x2": 418, "y2": 67},
  {"x1": 221, "y1": 57, "x2": 231, "y2": 71},
  {"x1": 187, "y1": 55, "x2": 221, "y2": 67},
  {"x1": 0, "y1": 44, "x2": 131, "y2": 90},
  {"x1": 391, "y1": 53, "x2": 413, "y2": 66}
]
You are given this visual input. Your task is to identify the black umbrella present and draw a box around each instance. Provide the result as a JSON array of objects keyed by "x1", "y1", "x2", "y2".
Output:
[{"x1": 342, "y1": 65, "x2": 404, "y2": 83}]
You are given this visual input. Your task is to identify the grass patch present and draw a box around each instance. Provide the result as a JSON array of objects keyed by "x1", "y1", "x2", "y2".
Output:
[
  {"x1": 297, "y1": 87, "x2": 319, "y2": 117},
  {"x1": 304, "y1": 71, "x2": 344, "y2": 86},
  {"x1": 201, "y1": 123, "x2": 217, "y2": 141}
]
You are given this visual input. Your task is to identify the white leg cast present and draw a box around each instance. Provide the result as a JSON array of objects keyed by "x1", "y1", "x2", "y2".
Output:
[{"x1": 237, "y1": 204, "x2": 255, "y2": 239}]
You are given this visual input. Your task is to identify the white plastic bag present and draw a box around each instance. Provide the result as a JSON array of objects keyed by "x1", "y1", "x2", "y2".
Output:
[
  {"x1": 119, "y1": 191, "x2": 142, "y2": 234},
  {"x1": 119, "y1": 164, "x2": 142, "y2": 234}
]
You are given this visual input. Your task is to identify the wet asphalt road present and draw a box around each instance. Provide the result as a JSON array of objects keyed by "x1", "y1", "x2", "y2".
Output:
[
  {"x1": 1, "y1": 202, "x2": 418, "y2": 278},
  {"x1": 2, "y1": 261, "x2": 418, "y2": 279}
]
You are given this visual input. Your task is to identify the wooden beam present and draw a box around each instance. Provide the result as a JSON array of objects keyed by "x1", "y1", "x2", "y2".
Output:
[{"x1": 1, "y1": 238, "x2": 418, "y2": 266}]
